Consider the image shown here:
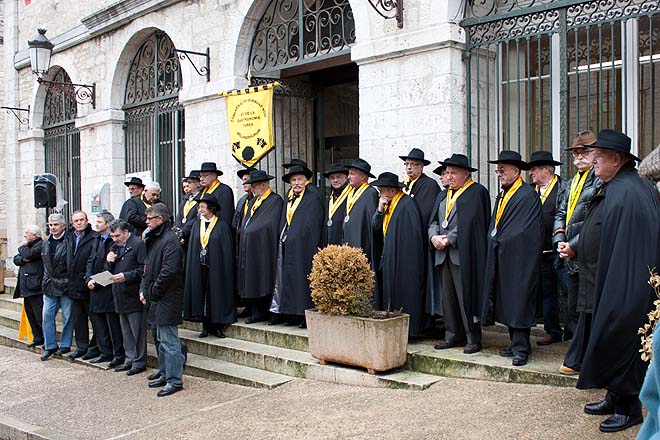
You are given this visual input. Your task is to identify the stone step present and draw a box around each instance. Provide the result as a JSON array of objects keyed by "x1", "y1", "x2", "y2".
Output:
[
  {"x1": 176, "y1": 327, "x2": 441, "y2": 389},
  {"x1": 3, "y1": 278, "x2": 16, "y2": 298},
  {"x1": 0, "y1": 294, "x2": 23, "y2": 313}
]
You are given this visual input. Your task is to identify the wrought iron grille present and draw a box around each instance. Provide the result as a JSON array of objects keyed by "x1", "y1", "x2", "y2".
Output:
[
  {"x1": 124, "y1": 32, "x2": 185, "y2": 212},
  {"x1": 249, "y1": 0, "x2": 356, "y2": 74},
  {"x1": 43, "y1": 68, "x2": 81, "y2": 220},
  {"x1": 462, "y1": 0, "x2": 660, "y2": 193}
]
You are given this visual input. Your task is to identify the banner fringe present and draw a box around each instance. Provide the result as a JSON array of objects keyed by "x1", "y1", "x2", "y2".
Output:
[{"x1": 218, "y1": 81, "x2": 280, "y2": 98}]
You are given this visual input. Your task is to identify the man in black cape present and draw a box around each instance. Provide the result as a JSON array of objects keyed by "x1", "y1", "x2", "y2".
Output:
[
  {"x1": 426, "y1": 162, "x2": 449, "y2": 318},
  {"x1": 573, "y1": 130, "x2": 660, "y2": 433},
  {"x1": 232, "y1": 167, "x2": 255, "y2": 315},
  {"x1": 371, "y1": 172, "x2": 426, "y2": 337},
  {"x1": 238, "y1": 170, "x2": 284, "y2": 324},
  {"x1": 174, "y1": 171, "x2": 201, "y2": 246},
  {"x1": 400, "y1": 148, "x2": 441, "y2": 226},
  {"x1": 270, "y1": 164, "x2": 324, "y2": 327},
  {"x1": 184, "y1": 193, "x2": 235, "y2": 338},
  {"x1": 481, "y1": 150, "x2": 543, "y2": 367},
  {"x1": 429, "y1": 154, "x2": 490, "y2": 353},
  {"x1": 283, "y1": 159, "x2": 318, "y2": 194},
  {"x1": 343, "y1": 158, "x2": 379, "y2": 269},
  {"x1": 119, "y1": 177, "x2": 149, "y2": 237},
  {"x1": 197, "y1": 162, "x2": 235, "y2": 227},
  {"x1": 323, "y1": 163, "x2": 350, "y2": 246}
]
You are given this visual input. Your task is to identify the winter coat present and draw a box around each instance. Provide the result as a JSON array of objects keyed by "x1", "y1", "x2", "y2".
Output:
[{"x1": 13, "y1": 238, "x2": 44, "y2": 298}]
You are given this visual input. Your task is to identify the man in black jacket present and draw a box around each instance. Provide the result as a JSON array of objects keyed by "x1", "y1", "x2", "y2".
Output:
[
  {"x1": 14, "y1": 225, "x2": 45, "y2": 348},
  {"x1": 106, "y1": 220, "x2": 147, "y2": 375},
  {"x1": 140, "y1": 203, "x2": 185, "y2": 396},
  {"x1": 85, "y1": 211, "x2": 124, "y2": 366},
  {"x1": 119, "y1": 177, "x2": 148, "y2": 236}
]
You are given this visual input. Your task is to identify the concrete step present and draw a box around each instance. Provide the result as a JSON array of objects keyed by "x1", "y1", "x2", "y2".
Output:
[
  {"x1": 0, "y1": 294, "x2": 23, "y2": 313},
  {"x1": 3, "y1": 278, "x2": 16, "y2": 297}
]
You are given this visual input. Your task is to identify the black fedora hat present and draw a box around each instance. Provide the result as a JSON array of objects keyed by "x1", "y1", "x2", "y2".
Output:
[
  {"x1": 348, "y1": 158, "x2": 376, "y2": 178},
  {"x1": 283, "y1": 159, "x2": 309, "y2": 169},
  {"x1": 399, "y1": 148, "x2": 431, "y2": 166},
  {"x1": 124, "y1": 177, "x2": 145, "y2": 188},
  {"x1": 237, "y1": 167, "x2": 256, "y2": 179},
  {"x1": 186, "y1": 170, "x2": 200, "y2": 181},
  {"x1": 244, "y1": 169, "x2": 275, "y2": 185},
  {"x1": 195, "y1": 192, "x2": 220, "y2": 209},
  {"x1": 197, "y1": 162, "x2": 224, "y2": 176},
  {"x1": 438, "y1": 153, "x2": 477, "y2": 172},
  {"x1": 488, "y1": 150, "x2": 530, "y2": 170},
  {"x1": 371, "y1": 172, "x2": 404, "y2": 188},
  {"x1": 282, "y1": 164, "x2": 314, "y2": 182},
  {"x1": 527, "y1": 150, "x2": 563, "y2": 167},
  {"x1": 589, "y1": 129, "x2": 640, "y2": 161},
  {"x1": 323, "y1": 163, "x2": 349, "y2": 178},
  {"x1": 432, "y1": 163, "x2": 447, "y2": 176}
]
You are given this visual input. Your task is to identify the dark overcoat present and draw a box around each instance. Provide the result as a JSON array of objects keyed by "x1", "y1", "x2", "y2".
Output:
[
  {"x1": 42, "y1": 234, "x2": 68, "y2": 297},
  {"x1": 13, "y1": 238, "x2": 44, "y2": 298},
  {"x1": 409, "y1": 173, "x2": 441, "y2": 227},
  {"x1": 66, "y1": 225, "x2": 99, "y2": 301},
  {"x1": 107, "y1": 234, "x2": 146, "y2": 314},
  {"x1": 85, "y1": 234, "x2": 115, "y2": 313}
]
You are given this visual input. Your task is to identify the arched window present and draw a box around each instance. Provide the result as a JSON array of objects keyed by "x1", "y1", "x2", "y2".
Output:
[
  {"x1": 249, "y1": 0, "x2": 356, "y2": 74},
  {"x1": 43, "y1": 67, "x2": 81, "y2": 219},
  {"x1": 124, "y1": 31, "x2": 184, "y2": 210}
]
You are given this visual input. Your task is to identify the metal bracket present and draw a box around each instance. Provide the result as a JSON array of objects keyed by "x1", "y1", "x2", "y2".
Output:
[
  {"x1": 172, "y1": 47, "x2": 210, "y2": 82},
  {"x1": 367, "y1": 0, "x2": 403, "y2": 29},
  {"x1": 1, "y1": 105, "x2": 30, "y2": 126},
  {"x1": 38, "y1": 78, "x2": 96, "y2": 109}
]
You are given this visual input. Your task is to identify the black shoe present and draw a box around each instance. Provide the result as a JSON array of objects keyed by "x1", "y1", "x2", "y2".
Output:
[
  {"x1": 114, "y1": 363, "x2": 132, "y2": 372},
  {"x1": 463, "y1": 343, "x2": 482, "y2": 354},
  {"x1": 268, "y1": 315, "x2": 285, "y2": 326},
  {"x1": 199, "y1": 329, "x2": 210, "y2": 338},
  {"x1": 499, "y1": 347, "x2": 513, "y2": 357},
  {"x1": 157, "y1": 384, "x2": 183, "y2": 397},
  {"x1": 147, "y1": 371, "x2": 163, "y2": 381},
  {"x1": 212, "y1": 328, "x2": 226, "y2": 338},
  {"x1": 512, "y1": 355, "x2": 528, "y2": 366},
  {"x1": 246, "y1": 315, "x2": 267, "y2": 324},
  {"x1": 285, "y1": 318, "x2": 302, "y2": 326},
  {"x1": 68, "y1": 348, "x2": 86, "y2": 360},
  {"x1": 536, "y1": 335, "x2": 562, "y2": 346},
  {"x1": 27, "y1": 339, "x2": 44, "y2": 348},
  {"x1": 127, "y1": 367, "x2": 146, "y2": 376},
  {"x1": 108, "y1": 358, "x2": 125, "y2": 369},
  {"x1": 89, "y1": 355, "x2": 113, "y2": 364},
  {"x1": 584, "y1": 399, "x2": 615, "y2": 415},
  {"x1": 599, "y1": 413, "x2": 643, "y2": 433},
  {"x1": 82, "y1": 350, "x2": 100, "y2": 361},
  {"x1": 148, "y1": 378, "x2": 167, "y2": 388},
  {"x1": 40, "y1": 348, "x2": 57, "y2": 361},
  {"x1": 434, "y1": 339, "x2": 466, "y2": 350},
  {"x1": 56, "y1": 347, "x2": 71, "y2": 355}
]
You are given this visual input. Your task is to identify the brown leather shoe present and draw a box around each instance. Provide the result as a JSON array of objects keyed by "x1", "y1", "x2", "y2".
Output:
[
  {"x1": 536, "y1": 335, "x2": 562, "y2": 346},
  {"x1": 559, "y1": 364, "x2": 579, "y2": 375}
]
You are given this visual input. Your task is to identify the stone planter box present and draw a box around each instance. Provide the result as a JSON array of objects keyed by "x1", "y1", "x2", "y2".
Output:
[{"x1": 305, "y1": 310, "x2": 409, "y2": 374}]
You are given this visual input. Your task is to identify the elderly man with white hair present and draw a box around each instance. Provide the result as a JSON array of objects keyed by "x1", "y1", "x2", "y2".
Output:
[
  {"x1": 13, "y1": 225, "x2": 45, "y2": 348},
  {"x1": 119, "y1": 180, "x2": 162, "y2": 237}
]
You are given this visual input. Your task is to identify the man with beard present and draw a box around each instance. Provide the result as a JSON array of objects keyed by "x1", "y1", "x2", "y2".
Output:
[
  {"x1": 119, "y1": 177, "x2": 148, "y2": 237},
  {"x1": 554, "y1": 130, "x2": 601, "y2": 375},
  {"x1": 184, "y1": 193, "x2": 235, "y2": 338},
  {"x1": 481, "y1": 150, "x2": 543, "y2": 367},
  {"x1": 197, "y1": 162, "x2": 234, "y2": 227},
  {"x1": 429, "y1": 154, "x2": 490, "y2": 354},
  {"x1": 574, "y1": 130, "x2": 659, "y2": 433},
  {"x1": 270, "y1": 164, "x2": 324, "y2": 328},
  {"x1": 238, "y1": 170, "x2": 284, "y2": 324},
  {"x1": 400, "y1": 148, "x2": 441, "y2": 226},
  {"x1": 371, "y1": 172, "x2": 426, "y2": 337},
  {"x1": 323, "y1": 163, "x2": 350, "y2": 245},
  {"x1": 174, "y1": 171, "x2": 201, "y2": 246}
]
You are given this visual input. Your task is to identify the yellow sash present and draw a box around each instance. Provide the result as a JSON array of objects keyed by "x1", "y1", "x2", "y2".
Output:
[
  {"x1": 242, "y1": 196, "x2": 251, "y2": 218},
  {"x1": 328, "y1": 185, "x2": 352, "y2": 220},
  {"x1": 402, "y1": 176, "x2": 420, "y2": 195},
  {"x1": 202, "y1": 179, "x2": 220, "y2": 196},
  {"x1": 183, "y1": 198, "x2": 197, "y2": 217},
  {"x1": 141, "y1": 195, "x2": 151, "y2": 209},
  {"x1": 445, "y1": 179, "x2": 475, "y2": 221},
  {"x1": 346, "y1": 183, "x2": 369, "y2": 216},
  {"x1": 494, "y1": 176, "x2": 523, "y2": 229},
  {"x1": 200, "y1": 216, "x2": 218, "y2": 249},
  {"x1": 566, "y1": 168, "x2": 591, "y2": 223},
  {"x1": 286, "y1": 190, "x2": 305, "y2": 225},
  {"x1": 536, "y1": 175, "x2": 558, "y2": 205},
  {"x1": 383, "y1": 191, "x2": 404, "y2": 237},
  {"x1": 251, "y1": 188, "x2": 272, "y2": 217}
]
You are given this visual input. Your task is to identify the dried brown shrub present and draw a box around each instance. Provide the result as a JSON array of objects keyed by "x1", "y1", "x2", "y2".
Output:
[
  {"x1": 308, "y1": 245, "x2": 374, "y2": 317},
  {"x1": 639, "y1": 268, "x2": 660, "y2": 362}
]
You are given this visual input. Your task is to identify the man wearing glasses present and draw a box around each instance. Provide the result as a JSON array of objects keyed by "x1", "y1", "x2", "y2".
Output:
[{"x1": 553, "y1": 130, "x2": 602, "y2": 376}]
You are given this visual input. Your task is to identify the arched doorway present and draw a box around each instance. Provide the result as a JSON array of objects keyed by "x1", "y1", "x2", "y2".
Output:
[
  {"x1": 43, "y1": 67, "x2": 81, "y2": 220},
  {"x1": 248, "y1": 0, "x2": 358, "y2": 195},
  {"x1": 123, "y1": 31, "x2": 185, "y2": 210}
]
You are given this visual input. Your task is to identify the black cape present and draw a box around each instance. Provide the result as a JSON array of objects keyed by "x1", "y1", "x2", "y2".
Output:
[
  {"x1": 325, "y1": 181, "x2": 349, "y2": 246},
  {"x1": 409, "y1": 173, "x2": 441, "y2": 227},
  {"x1": 539, "y1": 176, "x2": 561, "y2": 251},
  {"x1": 183, "y1": 217, "x2": 236, "y2": 325},
  {"x1": 372, "y1": 195, "x2": 426, "y2": 336},
  {"x1": 481, "y1": 181, "x2": 543, "y2": 328},
  {"x1": 342, "y1": 185, "x2": 379, "y2": 269},
  {"x1": 119, "y1": 195, "x2": 149, "y2": 237},
  {"x1": 577, "y1": 166, "x2": 660, "y2": 394},
  {"x1": 204, "y1": 182, "x2": 235, "y2": 227},
  {"x1": 272, "y1": 189, "x2": 324, "y2": 316},
  {"x1": 175, "y1": 193, "x2": 199, "y2": 244},
  {"x1": 238, "y1": 192, "x2": 284, "y2": 299},
  {"x1": 426, "y1": 189, "x2": 447, "y2": 315}
]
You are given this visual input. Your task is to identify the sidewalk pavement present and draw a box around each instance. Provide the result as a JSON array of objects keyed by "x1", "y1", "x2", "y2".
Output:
[{"x1": 0, "y1": 345, "x2": 640, "y2": 440}]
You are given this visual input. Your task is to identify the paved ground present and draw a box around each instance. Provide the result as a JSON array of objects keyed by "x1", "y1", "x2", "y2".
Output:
[{"x1": 0, "y1": 345, "x2": 642, "y2": 440}]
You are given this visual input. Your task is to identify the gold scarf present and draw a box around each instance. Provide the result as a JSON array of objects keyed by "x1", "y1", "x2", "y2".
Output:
[
  {"x1": 445, "y1": 179, "x2": 475, "y2": 221},
  {"x1": 328, "y1": 185, "x2": 352, "y2": 220},
  {"x1": 494, "y1": 176, "x2": 523, "y2": 230},
  {"x1": 402, "y1": 176, "x2": 420, "y2": 195},
  {"x1": 250, "y1": 188, "x2": 272, "y2": 217},
  {"x1": 383, "y1": 191, "x2": 404, "y2": 237},
  {"x1": 346, "y1": 183, "x2": 369, "y2": 216},
  {"x1": 536, "y1": 175, "x2": 558, "y2": 205},
  {"x1": 183, "y1": 198, "x2": 197, "y2": 217},
  {"x1": 286, "y1": 190, "x2": 305, "y2": 225},
  {"x1": 566, "y1": 168, "x2": 591, "y2": 223},
  {"x1": 200, "y1": 216, "x2": 218, "y2": 249},
  {"x1": 202, "y1": 179, "x2": 220, "y2": 196}
]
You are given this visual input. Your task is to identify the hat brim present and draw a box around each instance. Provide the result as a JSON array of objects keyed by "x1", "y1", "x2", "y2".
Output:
[
  {"x1": 488, "y1": 159, "x2": 531, "y2": 171},
  {"x1": 432, "y1": 165, "x2": 447, "y2": 176},
  {"x1": 371, "y1": 180, "x2": 405, "y2": 188},
  {"x1": 322, "y1": 169, "x2": 349, "y2": 178},
  {"x1": 237, "y1": 169, "x2": 253, "y2": 179},
  {"x1": 589, "y1": 144, "x2": 641, "y2": 161},
  {"x1": 527, "y1": 160, "x2": 563, "y2": 167},
  {"x1": 124, "y1": 181, "x2": 145, "y2": 188},
  {"x1": 399, "y1": 155, "x2": 431, "y2": 166},
  {"x1": 348, "y1": 166, "x2": 375, "y2": 179},
  {"x1": 244, "y1": 175, "x2": 275, "y2": 185},
  {"x1": 282, "y1": 169, "x2": 314, "y2": 182},
  {"x1": 438, "y1": 161, "x2": 478, "y2": 172}
]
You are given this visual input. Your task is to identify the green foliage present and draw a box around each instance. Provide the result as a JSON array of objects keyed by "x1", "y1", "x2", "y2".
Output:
[{"x1": 308, "y1": 245, "x2": 374, "y2": 317}]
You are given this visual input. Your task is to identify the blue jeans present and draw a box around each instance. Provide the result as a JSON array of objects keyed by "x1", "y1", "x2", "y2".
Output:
[
  {"x1": 157, "y1": 325, "x2": 183, "y2": 387},
  {"x1": 42, "y1": 295, "x2": 74, "y2": 350}
]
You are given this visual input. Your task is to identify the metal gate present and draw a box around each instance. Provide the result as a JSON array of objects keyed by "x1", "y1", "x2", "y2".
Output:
[{"x1": 461, "y1": 0, "x2": 660, "y2": 192}]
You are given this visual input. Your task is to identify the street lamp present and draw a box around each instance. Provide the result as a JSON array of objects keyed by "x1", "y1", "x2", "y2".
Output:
[{"x1": 27, "y1": 28, "x2": 96, "y2": 108}]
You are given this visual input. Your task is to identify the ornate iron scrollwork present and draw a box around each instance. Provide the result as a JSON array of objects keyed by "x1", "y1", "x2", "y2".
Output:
[
  {"x1": 43, "y1": 68, "x2": 78, "y2": 126},
  {"x1": 367, "y1": 0, "x2": 404, "y2": 29},
  {"x1": 172, "y1": 47, "x2": 210, "y2": 82},
  {"x1": 1, "y1": 106, "x2": 30, "y2": 126}
]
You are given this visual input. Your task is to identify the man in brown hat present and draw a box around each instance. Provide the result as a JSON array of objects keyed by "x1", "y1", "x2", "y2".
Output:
[
  {"x1": 119, "y1": 177, "x2": 149, "y2": 237},
  {"x1": 553, "y1": 131, "x2": 601, "y2": 375},
  {"x1": 198, "y1": 162, "x2": 235, "y2": 226},
  {"x1": 527, "y1": 151, "x2": 565, "y2": 347},
  {"x1": 400, "y1": 148, "x2": 441, "y2": 225},
  {"x1": 323, "y1": 163, "x2": 350, "y2": 245},
  {"x1": 481, "y1": 150, "x2": 543, "y2": 367},
  {"x1": 429, "y1": 154, "x2": 490, "y2": 354}
]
